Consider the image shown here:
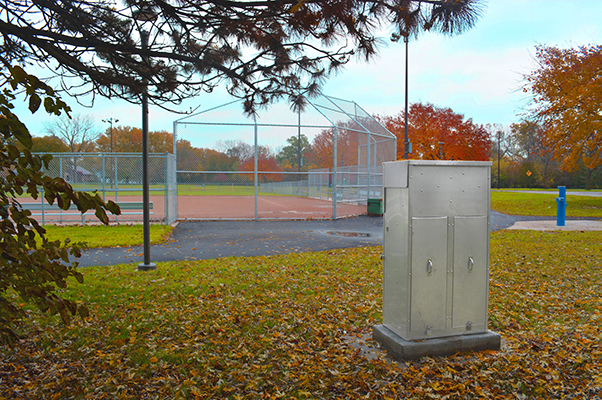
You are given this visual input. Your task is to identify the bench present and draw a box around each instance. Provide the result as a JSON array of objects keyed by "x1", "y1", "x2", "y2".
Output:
[
  {"x1": 19, "y1": 201, "x2": 153, "y2": 224},
  {"x1": 20, "y1": 201, "x2": 153, "y2": 213}
]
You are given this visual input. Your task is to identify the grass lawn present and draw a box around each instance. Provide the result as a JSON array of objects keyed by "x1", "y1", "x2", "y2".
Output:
[
  {"x1": 41, "y1": 224, "x2": 173, "y2": 248},
  {"x1": 177, "y1": 184, "x2": 289, "y2": 197},
  {"x1": 19, "y1": 184, "x2": 291, "y2": 198},
  {"x1": 2, "y1": 230, "x2": 600, "y2": 399},
  {"x1": 491, "y1": 190, "x2": 602, "y2": 217}
]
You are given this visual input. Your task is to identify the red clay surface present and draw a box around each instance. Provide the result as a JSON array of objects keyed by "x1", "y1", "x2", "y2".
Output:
[
  {"x1": 26, "y1": 195, "x2": 367, "y2": 224},
  {"x1": 177, "y1": 195, "x2": 366, "y2": 220}
]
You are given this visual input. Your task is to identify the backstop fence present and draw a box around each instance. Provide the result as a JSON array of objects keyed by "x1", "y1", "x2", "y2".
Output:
[
  {"x1": 173, "y1": 94, "x2": 396, "y2": 220},
  {"x1": 26, "y1": 152, "x2": 177, "y2": 225}
]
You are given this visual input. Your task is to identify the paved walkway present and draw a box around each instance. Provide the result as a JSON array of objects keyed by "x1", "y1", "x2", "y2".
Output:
[{"x1": 77, "y1": 211, "x2": 601, "y2": 267}]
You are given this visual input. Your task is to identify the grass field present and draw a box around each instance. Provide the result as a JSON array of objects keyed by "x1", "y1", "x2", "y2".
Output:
[
  {"x1": 40, "y1": 224, "x2": 173, "y2": 248},
  {"x1": 2, "y1": 230, "x2": 600, "y2": 398},
  {"x1": 19, "y1": 184, "x2": 291, "y2": 198},
  {"x1": 176, "y1": 184, "x2": 288, "y2": 196},
  {"x1": 490, "y1": 190, "x2": 602, "y2": 217}
]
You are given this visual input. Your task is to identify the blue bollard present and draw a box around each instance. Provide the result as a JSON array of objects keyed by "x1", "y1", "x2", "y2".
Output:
[{"x1": 556, "y1": 186, "x2": 566, "y2": 226}]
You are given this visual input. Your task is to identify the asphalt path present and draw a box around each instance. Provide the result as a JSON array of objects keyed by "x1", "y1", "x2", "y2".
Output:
[{"x1": 77, "y1": 211, "x2": 566, "y2": 267}]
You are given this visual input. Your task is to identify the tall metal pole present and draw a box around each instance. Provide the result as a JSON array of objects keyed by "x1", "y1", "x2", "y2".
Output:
[
  {"x1": 102, "y1": 117, "x2": 118, "y2": 189},
  {"x1": 333, "y1": 127, "x2": 338, "y2": 219},
  {"x1": 297, "y1": 108, "x2": 301, "y2": 175},
  {"x1": 497, "y1": 132, "x2": 501, "y2": 190},
  {"x1": 403, "y1": 36, "x2": 410, "y2": 160},
  {"x1": 254, "y1": 115, "x2": 258, "y2": 221},
  {"x1": 297, "y1": 108, "x2": 302, "y2": 195},
  {"x1": 138, "y1": 29, "x2": 156, "y2": 271}
]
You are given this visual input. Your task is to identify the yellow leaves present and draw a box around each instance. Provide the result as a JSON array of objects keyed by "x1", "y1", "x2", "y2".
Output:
[
  {"x1": 2, "y1": 239, "x2": 601, "y2": 398},
  {"x1": 525, "y1": 44, "x2": 602, "y2": 171}
]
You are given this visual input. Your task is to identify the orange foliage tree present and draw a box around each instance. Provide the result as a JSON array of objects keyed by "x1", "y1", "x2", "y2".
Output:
[
  {"x1": 238, "y1": 146, "x2": 283, "y2": 182},
  {"x1": 380, "y1": 103, "x2": 491, "y2": 161},
  {"x1": 525, "y1": 44, "x2": 601, "y2": 175},
  {"x1": 306, "y1": 127, "x2": 362, "y2": 170},
  {"x1": 96, "y1": 127, "x2": 173, "y2": 153}
]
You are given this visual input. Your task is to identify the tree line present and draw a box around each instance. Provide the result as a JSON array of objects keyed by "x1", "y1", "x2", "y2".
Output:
[{"x1": 25, "y1": 80, "x2": 600, "y2": 189}]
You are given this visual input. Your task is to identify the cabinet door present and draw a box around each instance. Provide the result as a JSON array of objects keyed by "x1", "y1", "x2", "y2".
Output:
[
  {"x1": 410, "y1": 217, "x2": 448, "y2": 334},
  {"x1": 452, "y1": 216, "x2": 488, "y2": 330}
]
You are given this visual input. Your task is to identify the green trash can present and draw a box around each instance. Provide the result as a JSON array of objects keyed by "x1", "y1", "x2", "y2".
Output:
[{"x1": 367, "y1": 198, "x2": 383, "y2": 216}]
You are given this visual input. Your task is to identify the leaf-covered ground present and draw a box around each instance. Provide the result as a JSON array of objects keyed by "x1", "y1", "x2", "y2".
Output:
[{"x1": 1, "y1": 231, "x2": 600, "y2": 399}]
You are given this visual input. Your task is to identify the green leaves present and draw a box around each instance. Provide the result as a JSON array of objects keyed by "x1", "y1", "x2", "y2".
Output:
[{"x1": 0, "y1": 66, "x2": 121, "y2": 343}]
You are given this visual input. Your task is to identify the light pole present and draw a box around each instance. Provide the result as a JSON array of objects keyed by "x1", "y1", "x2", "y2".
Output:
[
  {"x1": 102, "y1": 118, "x2": 118, "y2": 189},
  {"x1": 497, "y1": 131, "x2": 502, "y2": 190},
  {"x1": 403, "y1": 35, "x2": 410, "y2": 160},
  {"x1": 439, "y1": 142, "x2": 444, "y2": 160},
  {"x1": 102, "y1": 117, "x2": 118, "y2": 153},
  {"x1": 134, "y1": 7, "x2": 157, "y2": 271}
]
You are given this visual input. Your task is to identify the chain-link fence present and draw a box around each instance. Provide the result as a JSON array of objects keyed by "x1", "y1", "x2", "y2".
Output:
[
  {"x1": 23, "y1": 152, "x2": 176, "y2": 225},
  {"x1": 173, "y1": 95, "x2": 396, "y2": 220}
]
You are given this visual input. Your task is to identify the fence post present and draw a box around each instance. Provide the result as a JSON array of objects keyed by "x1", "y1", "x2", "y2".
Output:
[
  {"x1": 333, "y1": 127, "x2": 338, "y2": 219},
  {"x1": 254, "y1": 115, "x2": 258, "y2": 221},
  {"x1": 102, "y1": 153, "x2": 106, "y2": 201},
  {"x1": 41, "y1": 187, "x2": 45, "y2": 225}
]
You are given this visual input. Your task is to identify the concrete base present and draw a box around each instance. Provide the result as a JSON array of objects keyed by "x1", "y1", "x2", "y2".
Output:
[
  {"x1": 137, "y1": 263, "x2": 157, "y2": 271},
  {"x1": 373, "y1": 324, "x2": 501, "y2": 361}
]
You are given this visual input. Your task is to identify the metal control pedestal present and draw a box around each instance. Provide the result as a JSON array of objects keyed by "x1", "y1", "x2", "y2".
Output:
[{"x1": 373, "y1": 160, "x2": 500, "y2": 360}]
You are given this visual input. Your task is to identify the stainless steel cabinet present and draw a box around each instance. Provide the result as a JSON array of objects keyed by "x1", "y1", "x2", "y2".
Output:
[{"x1": 382, "y1": 160, "x2": 492, "y2": 341}]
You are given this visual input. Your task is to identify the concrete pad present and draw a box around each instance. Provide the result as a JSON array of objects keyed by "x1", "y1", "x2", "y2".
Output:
[
  {"x1": 507, "y1": 220, "x2": 602, "y2": 231},
  {"x1": 373, "y1": 324, "x2": 501, "y2": 361}
]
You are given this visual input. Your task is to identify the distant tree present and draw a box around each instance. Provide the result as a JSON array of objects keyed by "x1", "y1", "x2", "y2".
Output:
[
  {"x1": 381, "y1": 103, "x2": 490, "y2": 161},
  {"x1": 510, "y1": 120, "x2": 560, "y2": 188},
  {"x1": 216, "y1": 140, "x2": 254, "y2": 163},
  {"x1": 31, "y1": 136, "x2": 70, "y2": 153},
  {"x1": 96, "y1": 126, "x2": 141, "y2": 153},
  {"x1": 44, "y1": 114, "x2": 100, "y2": 153},
  {"x1": 13, "y1": 135, "x2": 70, "y2": 153},
  {"x1": 305, "y1": 127, "x2": 363, "y2": 170},
  {"x1": 148, "y1": 130, "x2": 173, "y2": 154},
  {"x1": 524, "y1": 44, "x2": 601, "y2": 186},
  {"x1": 277, "y1": 134, "x2": 310, "y2": 172},
  {"x1": 43, "y1": 114, "x2": 99, "y2": 152},
  {"x1": 96, "y1": 126, "x2": 171, "y2": 154},
  {"x1": 238, "y1": 146, "x2": 283, "y2": 182}
]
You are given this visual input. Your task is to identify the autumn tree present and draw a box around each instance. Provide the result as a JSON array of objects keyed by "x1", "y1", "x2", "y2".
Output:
[
  {"x1": 525, "y1": 44, "x2": 601, "y2": 187},
  {"x1": 14, "y1": 135, "x2": 70, "y2": 153},
  {"x1": 0, "y1": 67, "x2": 119, "y2": 341},
  {"x1": 238, "y1": 146, "x2": 283, "y2": 182},
  {"x1": 381, "y1": 103, "x2": 491, "y2": 161},
  {"x1": 96, "y1": 127, "x2": 172, "y2": 153}
]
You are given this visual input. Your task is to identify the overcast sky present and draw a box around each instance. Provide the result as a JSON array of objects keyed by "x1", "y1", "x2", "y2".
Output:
[{"x1": 18, "y1": 0, "x2": 602, "y2": 142}]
